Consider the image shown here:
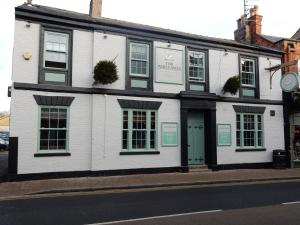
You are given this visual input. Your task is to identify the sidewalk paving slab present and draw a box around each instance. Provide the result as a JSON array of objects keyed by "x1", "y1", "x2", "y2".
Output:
[{"x1": 1, "y1": 169, "x2": 300, "y2": 198}]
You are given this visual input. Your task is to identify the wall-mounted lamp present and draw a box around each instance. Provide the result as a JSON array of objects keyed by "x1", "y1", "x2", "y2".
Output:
[
  {"x1": 224, "y1": 49, "x2": 228, "y2": 56},
  {"x1": 103, "y1": 31, "x2": 107, "y2": 39},
  {"x1": 26, "y1": 22, "x2": 31, "y2": 28},
  {"x1": 167, "y1": 41, "x2": 171, "y2": 48}
]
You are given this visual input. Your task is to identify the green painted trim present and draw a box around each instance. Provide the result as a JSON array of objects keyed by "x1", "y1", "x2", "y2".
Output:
[
  {"x1": 161, "y1": 122, "x2": 179, "y2": 147},
  {"x1": 217, "y1": 124, "x2": 232, "y2": 146},
  {"x1": 190, "y1": 83, "x2": 205, "y2": 91},
  {"x1": 131, "y1": 79, "x2": 148, "y2": 88},
  {"x1": 236, "y1": 113, "x2": 264, "y2": 149},
  {"x1": 154, "y1": 46, "x2": 185, "y2": 85},
  {"x1": 37, "y1": 106, "x2": 70, "y2": 153},
  {"x1": 121, "y1": 109, "x2": 158, "y2": 152},
  {"x1": 120, "y1": 151, "x2": 160, "y2": 155}
]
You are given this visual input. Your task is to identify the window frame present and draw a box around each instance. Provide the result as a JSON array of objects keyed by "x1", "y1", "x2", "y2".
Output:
[
  {"x1": 126, "y1": 38, "x2": 153, "y2": 91},
  {"x1": 39, "y1": 26, "x2": 73, "y2": 86},
  {"x1": 37, "y1": 106, "x2": 70, "y2": 154},
  {"x1": 186, "y1": 48, "x2": 209, "y2": 92},
  {"x1": 239, "y1": 55, "x2": 259, "y2": 98},
  {"x1": 236, "y1": 113, "x2": 264, "y2": 149},
  {"x1": 121, "y1": 109, "x2": 158, "y2": 152}
]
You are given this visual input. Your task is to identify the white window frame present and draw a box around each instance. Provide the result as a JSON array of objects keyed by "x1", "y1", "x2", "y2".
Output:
[
  {"x1": 188, "y1": 50, "x2": 206, "y2": 83},
  {"x1": 129, "y1": 42, "x2": 150, "y2": 77},
  {"x1": 37, "y1": 106, "x2": 70, "y2": 154},
  {"x1": 240, "y1": 58, "x2": 256, "y2": 88}
]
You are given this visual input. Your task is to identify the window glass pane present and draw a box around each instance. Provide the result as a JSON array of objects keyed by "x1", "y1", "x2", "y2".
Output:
[
  {"x1": 123, "y1": 111, "x2": 128, "y2": 129},
  {"x1": 58, "y1": 140, "x2": 66, "y2": 150},
  {"x1": 44, "y1": 31, "x2": 69, "y2": 70},
  {"x1": 236, "y1": 131, "x2": 241, "y2": 146},
  {"x1": 130, "y1": 43, "x2": 149, "y2": 77},
  {"x1": 188, "y1": 51, "x2": 205, "y2": 83},
  {"x1": 40, "y1": 140, "x2": 49, "y2": 150},
  {"x1": 45, "y1": 73, "x2": 66, "y2": 83},
  {"x1": 150, "y1": 131, "x2": 156, "y2": 149},
  {"x1": 39, "y1": 107, "x2": 68, "y2": 151},
  {"x1": 241, "y1": 58, "x2": 255, "y2": 86},
  {"x1": 151, "y1": 112, "x2": 155, "y2": 130},
  {"x1": 40, "y1": 130, "x2": 49, "y2": 140},
  {"x1": 122, "y1": 131, "x2": 128, "y2": 149}
]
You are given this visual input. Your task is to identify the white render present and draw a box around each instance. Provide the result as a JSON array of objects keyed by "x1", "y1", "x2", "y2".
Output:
[
  {"x1": 216, "y1": 102, "x2": 284, "y2": 165},
  {"x1": 10, "y1": 15, "x2": 286, "y2": 175}
]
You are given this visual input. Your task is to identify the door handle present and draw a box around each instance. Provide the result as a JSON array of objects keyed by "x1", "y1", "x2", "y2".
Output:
[{"x1": 188, "y1": 144, "x2": 191, "y2": 147}]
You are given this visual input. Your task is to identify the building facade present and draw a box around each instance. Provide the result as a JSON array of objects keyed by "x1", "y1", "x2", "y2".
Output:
[
  {"x1": 234, "y1": 5, "x2": 300, "y2": 166},
  {"x1": 9, "y1": 2, "x2": 284, "y2": 177}
]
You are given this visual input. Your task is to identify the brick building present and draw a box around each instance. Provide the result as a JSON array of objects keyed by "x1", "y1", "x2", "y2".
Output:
[
  {"x1": 234, "y1": 6, "x2": 300, "y2": 74},
  {"x1": 234, "y1": 6, "x2": 300, "y2": 166}
]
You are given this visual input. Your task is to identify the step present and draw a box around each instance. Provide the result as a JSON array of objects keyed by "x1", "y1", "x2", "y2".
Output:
[{"x1": 189, "y1": 165, "x2": 211, "y2": 173}]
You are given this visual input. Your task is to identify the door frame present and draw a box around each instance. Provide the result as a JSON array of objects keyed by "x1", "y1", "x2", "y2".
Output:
[
  {"x1": 187, "y1": 112, "x2": 205, "y2": 165},
  {"x1": 180, "y1": 99, "x2": 217, "y2": 170}
]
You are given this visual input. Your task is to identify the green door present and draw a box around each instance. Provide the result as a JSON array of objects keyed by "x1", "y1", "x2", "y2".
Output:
[{"x1": 188, "y1": 113, "x2": 205, "y2": 165}]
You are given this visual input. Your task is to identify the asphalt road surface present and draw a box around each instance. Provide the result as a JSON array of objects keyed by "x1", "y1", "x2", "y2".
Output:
[{"x1": 1, "y1": 181, "x2": 300, "y2": 225}]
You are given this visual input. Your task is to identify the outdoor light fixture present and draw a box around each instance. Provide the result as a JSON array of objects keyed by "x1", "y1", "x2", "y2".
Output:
[{"x1": 103, "y1": 31, "x2": 107, "y2": 39}]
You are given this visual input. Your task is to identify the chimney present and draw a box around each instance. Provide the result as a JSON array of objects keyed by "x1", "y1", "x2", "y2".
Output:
[
  {"x1": 89, "y1": 0, "x2": 102, "y2": 18},
  {"x1": 234, "y1": 5, "x2": 262, "y2": 44},
  {"x1": 248, "y1": 5, "x2": 263, "y2": 43}
]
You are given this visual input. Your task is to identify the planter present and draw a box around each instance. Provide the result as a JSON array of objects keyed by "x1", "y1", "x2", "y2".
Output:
[
  {"x1": 93, "y1": 60, "x2": 118, "y2": 85},
  {"x1": 222, "y1": 75, "x2": 240, "y2": 95}
]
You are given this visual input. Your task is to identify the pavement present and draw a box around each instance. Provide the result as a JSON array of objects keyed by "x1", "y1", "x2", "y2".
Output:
[{"x1": 1, "y1": 168, "x2": 300, "y2": 199}]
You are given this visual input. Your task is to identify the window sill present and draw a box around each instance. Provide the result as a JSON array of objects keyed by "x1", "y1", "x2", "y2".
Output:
[
  {"x1": 120, "y1": 151, "x2": 160, "y2": 155},
  {"x1": 34, "y1": 152, "x2": 71, "y2": 157},
  {"x1": 235, "y1": 148, "x2": 266, "y2": 152}
]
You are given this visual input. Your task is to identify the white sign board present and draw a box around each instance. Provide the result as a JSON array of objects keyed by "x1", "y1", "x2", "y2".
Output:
[{"x1": 155, "y1": 47, "x2": 184, "y2": 84}]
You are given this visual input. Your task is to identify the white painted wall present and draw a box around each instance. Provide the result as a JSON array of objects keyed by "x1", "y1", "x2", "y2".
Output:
[
  {"x1": 12, "y1": 21, "x2": 40, "y2": 84},
  {"x1": 12, "y1": 20, "x2": 282, "y2": 99},
  {"x1": 209, "y1": 50, "x2": 239, "y2": 97},
  {"x1": 91, "y1": 95, "x2": 181, "y2": 171},
  {"x1": 10, "y1": 89, "x2": 181, "y2": 174},
  {"x1": 216, "y1": 102, "x2": 284, "y2": 164},
  {"x1": 10, "y1": 89, "x2": 92, "y2": 174},
  {"x1": 92, "y1": 32, "x2": 126, "y2": 90}
]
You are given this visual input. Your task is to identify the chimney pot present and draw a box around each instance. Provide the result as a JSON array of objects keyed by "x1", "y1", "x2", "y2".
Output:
[{"x1": 89, "y1": 0, "x2": 102, "y2": 18}]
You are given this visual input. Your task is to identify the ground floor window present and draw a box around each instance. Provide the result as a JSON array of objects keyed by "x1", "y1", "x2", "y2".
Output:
[
  {"x1": 236, "y1": 113, "x2": 263, "y2": 148},
  {"x1": 122, "y1": 110, "x2": 157, "y2": 151},
  {"x1": 39, "y1": 107, "x2": 68, "y2": 151}
]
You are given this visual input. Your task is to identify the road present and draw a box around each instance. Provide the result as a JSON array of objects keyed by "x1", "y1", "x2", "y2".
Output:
[{"x1": 1, "y1": 181, "x2": 300, "y2": 225}]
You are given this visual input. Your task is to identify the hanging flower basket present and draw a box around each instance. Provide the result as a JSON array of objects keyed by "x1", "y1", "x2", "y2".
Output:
[
  {"x1": 93, "y1": 60, "x2": 118, "y2": 85},
  {"x1": 222, "y1": 75, "x2": 240, "y2": 95}
]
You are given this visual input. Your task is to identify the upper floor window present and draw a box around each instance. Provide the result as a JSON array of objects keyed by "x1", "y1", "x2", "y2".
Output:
[
  {"x1": 187, "y1": 50, "x2": 208, "y2": 92},
  {"x1": 39, "y1": 28, "x2": 72, "y2": 86},
  {"x1": 240, "y1": 56, "x2": 258, "y2": 98},
  {"x1": 127, "y1": 40, "x2": 152, "y2": 90}
]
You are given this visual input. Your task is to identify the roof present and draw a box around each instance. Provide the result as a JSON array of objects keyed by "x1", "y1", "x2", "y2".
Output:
[
  {"x1": 292, "y1": 28, "x2": 300, "y2": 40},
  {"x1": 259, "y1": 34, "x2": 284, "y2": 43},
  {"x1": 0, "y1": 116, "x2": 10, "y2": 126},
  {"x1": 15, "y1": 4, "x2": 283, "y2": 56}
]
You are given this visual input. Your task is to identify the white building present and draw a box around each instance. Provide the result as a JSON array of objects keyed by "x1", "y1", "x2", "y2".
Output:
[{"x1": 9, "y1": 1, "x2": 284, "y2": 177}]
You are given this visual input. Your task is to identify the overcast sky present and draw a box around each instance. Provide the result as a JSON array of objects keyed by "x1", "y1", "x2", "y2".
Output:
[{"x1": 0, "y1": 0, "x2": 299, "y2": 112}]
